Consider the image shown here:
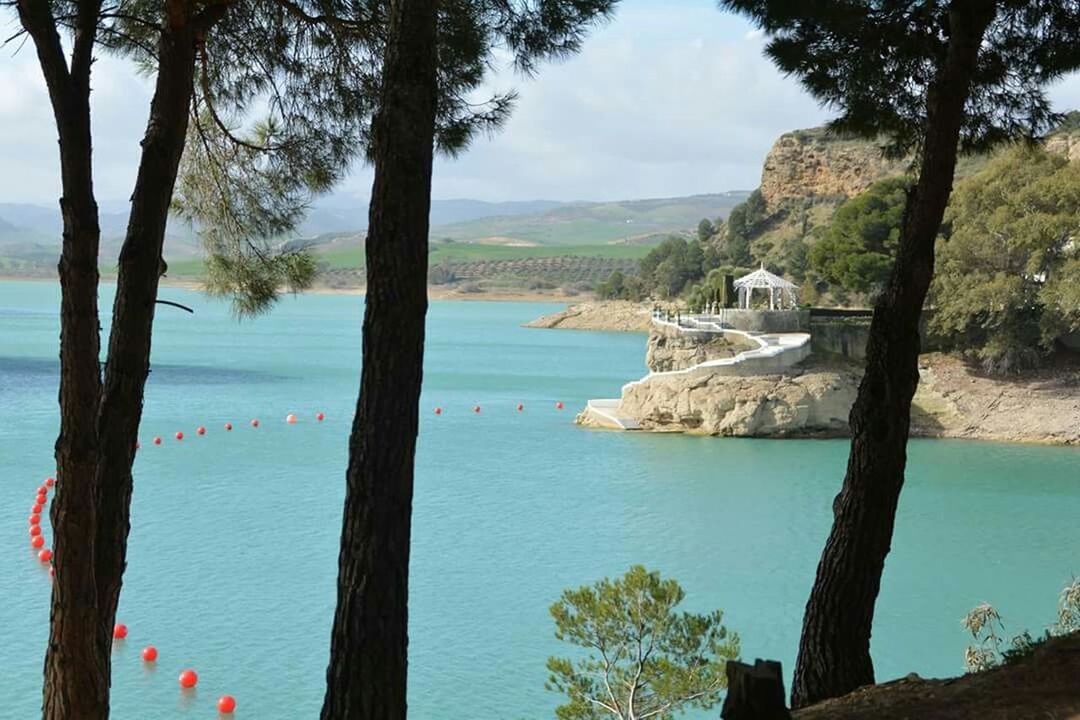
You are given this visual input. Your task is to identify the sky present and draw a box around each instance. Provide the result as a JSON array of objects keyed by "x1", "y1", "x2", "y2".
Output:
[{"x1": 2, "y1": 1, "x2": 1080, "y2": 207}]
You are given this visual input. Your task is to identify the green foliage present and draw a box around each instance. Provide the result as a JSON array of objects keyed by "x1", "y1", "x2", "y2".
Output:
[
  {"x1": 719, "y1": 189, "x2": 765, "y2": 267},
  {"x1": 722, "y1": 1, "x2": 1080, "y2": 159},
  {"x1": 637, "y1": 236, "x2": 707, "y2": 298},
  {"x1": 809, "y1": 177, "x2": 910, "y2": 295},
  {"x1": 962, "y1": 577, "x2": 1080, "y2": 673},
  {"x1": 596, "y1": 270, "x2": 645, "y2": 301},
  {"x1": 546, "y1": 566, "x2": 739, "y2": 720},
  {"x1": 697, "y1": 218, "x2": 716, "y2": 243},
  {"x1": 930, "y1": 146, "x2": 1080, "y2": 374}
]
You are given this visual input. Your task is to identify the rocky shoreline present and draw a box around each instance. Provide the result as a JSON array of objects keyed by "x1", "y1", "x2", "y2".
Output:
[
  {"x1": 565, "y1": 318, "x2": 1080, "y2": 445},
  {"x1": 523, "y1": 300, "x2": 654, "y2": 332}
]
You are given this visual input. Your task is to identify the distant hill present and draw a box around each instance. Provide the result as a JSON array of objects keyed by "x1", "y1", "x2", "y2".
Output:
[
  {"x1": 427, "y1": 193, "x2": 750, "y2": 247},
  {"x1": 0, "y1": 192, "x2": 751, "y2": 278}
]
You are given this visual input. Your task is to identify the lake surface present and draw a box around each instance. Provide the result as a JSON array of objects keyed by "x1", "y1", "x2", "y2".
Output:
[{"x1": 0, "y1": 280, "x2": 1077, "y2": 718}]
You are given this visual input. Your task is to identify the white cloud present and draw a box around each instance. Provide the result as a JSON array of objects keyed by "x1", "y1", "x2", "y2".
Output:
[{"x1": 3, "y1": 1, "x2": 1080, "y2": 208}]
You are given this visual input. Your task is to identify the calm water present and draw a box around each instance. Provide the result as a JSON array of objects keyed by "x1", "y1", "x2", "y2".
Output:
[{"x1": 0, "y1": 280, "x2": 1077, "y2": 718}]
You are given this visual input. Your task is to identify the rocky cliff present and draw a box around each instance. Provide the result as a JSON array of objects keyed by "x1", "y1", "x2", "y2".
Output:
[
  {"x1": 605, "y1": 358, "x2": 860, "y2": 436},
  {"x1": 645, "y1": 325, "x2": 756, "y2": 372},
  {"x1": 758, "y1": 128, "x2": 907, "y2": 211}
]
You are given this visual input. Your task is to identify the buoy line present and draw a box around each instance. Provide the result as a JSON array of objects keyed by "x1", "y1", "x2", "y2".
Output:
[{"x1": 24, "y1": 399, "x2": 570, "y2": 714}]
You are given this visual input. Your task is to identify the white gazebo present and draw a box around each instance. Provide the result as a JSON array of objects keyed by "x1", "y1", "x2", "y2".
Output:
[{"x1": 733, "y1": 265, "x2": 799, "y2": 310}]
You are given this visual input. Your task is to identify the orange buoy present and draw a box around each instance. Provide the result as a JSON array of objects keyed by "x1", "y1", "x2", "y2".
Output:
[
  {"x1": 31, "y1": 535, "x2": 45, "y2": 549},
  {"x1": 434, "y1": 407, "x2": 442, "y2": 415},
  {"x1": 29, "y1": 513, "x2": 40, "y2": 525},
  {"x1": 141, "y1": 646, "x2": 157, "y2": 662},
  {"x1": 473, "y1": 405, "x2": 481, "y2": 414},
  {"x1": 178, "y1": 669, "x2": 198, "y2": 689},
  {"x1": 45, "y1": 477, "x2": 55, "y2": 488},
  {"x1": 286, "y1": 413, "x2": 297, "y2": 424},
  {"x1": 175, "y1": 431, "x2": 184, "y2": 441},
  {"x1": 197, "y1": 426, "x2": 206, "y2": 436},
  {"x1": 38, "y1": 548, "x2": 52, "y2": 563},
  {"x1": 30, "y1": 525, "x2": 41, "y2": 537},
  {"x1": 153, "y1": 436, "x2": 162, "y2": 445},
  {"x1": 37, "y1": 485, "x2": 48, "y2": 495},
  {"x1": 113, "y1": 623, "x2": 128, "y2": 640},
  {"x1": 31, "y1": 503, "x2": 43, "y2": 514},
  {"x1": 316, "y1": 412, "x2": 325, "y2": 422},
  {"x1": 217, "y1": 695, "x2": 237, "y2": 714},
  {"x1": 224, "y1": 422, "x2": 233, "y2": 431},
  {"x1": 516, "y1": 404, "x2": 524, "y2": 411},
  {"x1": 35, "y1": 493, "x2": 47, "y2": 506},
  {"x1": 250, "y1": 419, "x2": 260, "y2": 428},
  {"x1": 556, "y1": 401, "x2": 565, "y2": 410}
]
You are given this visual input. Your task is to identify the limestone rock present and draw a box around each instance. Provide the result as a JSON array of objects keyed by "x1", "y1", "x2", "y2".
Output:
[
  {"x1": 759, "y1": 129, "x2": 905, "y2": 211},
  {"x1": 615, "y1": 364, "x2": 861, "y2": 437}
]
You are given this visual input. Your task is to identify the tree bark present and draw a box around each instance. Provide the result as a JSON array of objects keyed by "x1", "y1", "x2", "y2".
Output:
[
  {"x1": 15, "y1": 2, "x2": 107, "y2": 717},
  {"x1": 790, "y1": 0, "x2": 998, "y2": 709},
  {"x1": 320, "y1": 0, "x2": 438, "y2": 717},
  {"x1": 93, "y1": 0, "x2": 204, "y2": 685}
]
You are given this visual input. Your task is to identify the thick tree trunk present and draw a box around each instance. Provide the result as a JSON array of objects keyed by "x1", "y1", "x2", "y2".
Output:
[
  {"x1": 321, "y1": 0, "x2": 438, "y2": 717},
  {"x1": 790, "y1": 0, "x2": 997, "y2": 709},
  {"x1": 94, "y1": 0, "x2": 200, "y2": 681},
  {"x1": 15, "y1": 1, "x2": 108, "y2": 717}
]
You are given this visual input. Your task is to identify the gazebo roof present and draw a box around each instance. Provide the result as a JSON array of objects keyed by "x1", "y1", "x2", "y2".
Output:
[{"x1": 733, "y1": 265, "x2": 798, "y2": 290}]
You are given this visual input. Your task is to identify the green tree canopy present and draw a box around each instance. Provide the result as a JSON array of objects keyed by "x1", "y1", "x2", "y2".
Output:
[
  {"x1": 809, "y1": 177, "x2": 910, "y2": 295},
  {"x1": 931, "y1": 145, "x2": 1080, "y2": 373},
  {"x1": 546, "y1": 566, "x2": 739, "y2": 720}
]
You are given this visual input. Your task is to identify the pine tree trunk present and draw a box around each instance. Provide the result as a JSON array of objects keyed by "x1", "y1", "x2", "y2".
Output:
[
  {"x1": 790, "y1": 0, "x2": 997, "y2": 709},
  {"x1": 320, "y1": 0, "x2": 438, "y2": 716},
  {"x1": 94, "y1": 1, "x2": 200, "y2": 673},
  {"x1": 15, "y1": 2, "x2": 108, "y2": 716}
]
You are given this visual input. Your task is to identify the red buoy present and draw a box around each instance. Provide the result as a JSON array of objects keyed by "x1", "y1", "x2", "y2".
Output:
[
  {"x1": 113, "y1": 623, "x2": 128, "y2": 640},
  {"x1": 175, "y1": 431, "x2": 184, "y2": 441},
  {"x1": 38, "y1": 548, "x2": 52, "y2": 563},
  {"x1": 316, "y1": 412, "x2": 325, "y2": 422},
  {"x1": 153, "y1": 436, "x2": 162, "y2": 445},
  {"x1": 434, "y1": 407, "x2": 442, "y2": 415},
  {"x1": 31, "y1": 535, "x2": 45, "y2": 549},
  {"x1": 286, "y1": 413, "x2": 297, "y2": 424},
  {"x1": 141, "y1": 646, "x2": 157, "y2": 662},
  {"x1": 179, "y1": 669, "x2": 198, "y2": 689},
  {"x1": 35, "y1": 493, "x2": 47, "y2": 506},
  {"x1": 136, "y1": 441, "x2": 141, "y2": 450},
  {"x1": 197, "y1": 426, "x2": 206, "y2": 436},
  {"x1": 224, "y1": 422, "x2": 233, "y2": 431},
  {"x1": 250, "y1": 419, "x2": 260, "y2": 428},
  {"x1": 37, "y1": 485, "x2": 48, "y2": 495},
  {"x1": 217, "y1": 695, "x2": 237, "y2": 714},
  {"x1": 45, "y1": 477, "x2": 55, "y2": 488},
  {"x1": 517, "y1": 404, "x2": 524, "y2": 411},
  {"x1": 30, "y1": 525, "x2": 41, "y2": 537},
  {"x1": 31, "y1": 503, "x2": 43, "y2": 515},
  {"x1": 556, "y1": 401, "x2": 565, "y2": 410},
  {"x1": 49, "y1": 566, "x2": 54, "y2": 578},
  {"x1": 473, "y1": 405, "x2": 481, "y2": 414},
  {"x1": 29, "y1": 513, "x2": 40, "y2": 525}
]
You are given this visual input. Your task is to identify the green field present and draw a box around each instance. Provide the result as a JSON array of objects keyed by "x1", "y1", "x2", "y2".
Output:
[{"x1": 165, "y1": 241, "x2": 653, "y2": 280}]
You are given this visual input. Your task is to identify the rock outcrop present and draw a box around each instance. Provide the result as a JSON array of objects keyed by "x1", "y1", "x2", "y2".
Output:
[
  {"x1": 758, "y1": 128, "x2": 906, "y2": 211},
  {"x1": 645, "y1": 326, "x2": 755, "y2": 372},
  {"x1": 606, "y1": 359, "x2": 860, "y2": 436},
  {"x1": 524, "y1": 300, "x2": 653, "y2": 332}
]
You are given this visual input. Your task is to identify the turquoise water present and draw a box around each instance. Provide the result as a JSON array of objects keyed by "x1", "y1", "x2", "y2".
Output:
[{"x1": 1, "y1": 280, "x2": 1077, "y2": 718}]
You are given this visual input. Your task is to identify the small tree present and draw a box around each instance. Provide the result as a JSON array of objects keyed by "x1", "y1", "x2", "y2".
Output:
[
  {"x1": 546, "y1": 566, "x2": 740, "y2": 720},
  {"x1": 809, "y1": 177, "x2": 910, "y2": 295}
]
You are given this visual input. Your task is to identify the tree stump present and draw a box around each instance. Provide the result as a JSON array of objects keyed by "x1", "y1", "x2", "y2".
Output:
[{"x1": 721, "y1": 659, "x2": 792, "y2": 720}]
